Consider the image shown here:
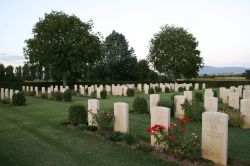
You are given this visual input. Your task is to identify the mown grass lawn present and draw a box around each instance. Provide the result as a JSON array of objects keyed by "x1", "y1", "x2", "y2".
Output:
[{"x1": 0, "y1": 90, "x2": 250, "y2": 165}]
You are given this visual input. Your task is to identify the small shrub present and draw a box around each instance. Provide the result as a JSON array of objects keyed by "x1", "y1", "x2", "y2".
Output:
[
  {"x1": 136, "y1": 143, "x2": 152, "y2": 153},
  {"x1": 1, "y1": 98, "x2": 11, "y2": 104},
  {"x1": 41, "y1": 93, "x2": 48, "y2": 99},
  {"x1": 124, "y1": 133, "x2": 136, "y2": 145},
  {"x1": 148, "y1": 87, "x2": 155, "y2": 94},
  {"x1": 178, "y1": 87, "x2": 184, "y2": 92},
  {"x1": 75, "y1": 124, "x2": 98, "y2": 131},
  {"x1": 126, "y1": 88, "x2": 134, "y2": 97},
  {"x1": 133, "y1": 97, "x2": 148, "y2": 114},
  {"x1": 92, "y1": 111, "x2": 114, "y2": 130},
  {"x1": 183, "y1": 100, "x2": 204, "y2": 122},
  {"x1": 154, "y1": 86, "x2": 161, "y2": 93},
  {"x1": 158, "y1": 99, "x2": 175, "y2": 118},
  {"x1": 229, "y1": 113, "x2": 244, "y2": 128},
  {"x1": 213, "y1": 90, "x2": 218, "y2": 97},
  {"x1": 63, "y1": 90, "x2": 72, "y2": 102},
  {"x1": 194, "y1": 92, "x2": 203, "y2": 102},
  {"x1": 100, "y1": 90, "x2": 107, "y2": 99},
  {"x1": 12, "y1": 93, "x2": 26, "y2": 106},
  {"x1": 106, "y1": 132, "x2": 123, "y2": 142},
  {"x1": 165, "y1": 87, "x2": 170, "y2": 93},
  {"x1": 189, "y1": 86, "x2": 194, "y2": 91},
  {"x1": 68, "y1": 104, "x2": 87, "y2": 126},
  {"x1": 52, "y1": 92, "x2": 63, "y2": 101},
  {"x1": 24, "y1": 91, "x2": 36, "y2": 96},
  {"x1": 90, "y1": 90, "x2": 96, "y2": 98}
]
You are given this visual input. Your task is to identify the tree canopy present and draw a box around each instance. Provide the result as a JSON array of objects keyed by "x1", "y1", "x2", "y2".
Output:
[
  {"x1": 103, "y1": 30, "x2": 138, "y2": 81},
  {"x1": 23, "y1": 11, "x2": 102, "y2": 86},
  {"x1": 148, "y1": 25, "x2": 203, "y2": 81}
]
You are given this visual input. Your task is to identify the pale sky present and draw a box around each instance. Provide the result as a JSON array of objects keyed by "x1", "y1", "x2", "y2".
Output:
[{"x1": 0, "y1": 0, "x2": 250, "y2": 67}]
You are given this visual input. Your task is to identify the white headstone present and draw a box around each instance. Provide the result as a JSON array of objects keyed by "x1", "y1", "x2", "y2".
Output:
[
  {"x1": 88, "y1": 99, "x2": 100, "y2": 126},
  {"x1": 204, "y1": 97, "x2": 218, "y2": 112},
  {"x1": 222, "y1": 89, "x2": 230, "y2": 104},
  {"x1": 150, "y1": 94, "x2": 160, "y2": 113},
  {"x1": 228, "y1": 92, "x2": 239, "y2": 109},
  {"x1": 4, "y1": 89, "x2": 9, "y2": 98},
  {"x1": 202, "y1": 112, "x2": 228, "y2": 166},
  {"x1": 184, "y1": 91, "x2": 192, "y2": 102},
  {"x1": 243, "y1": 90, "x2": 250, "y2": 99},
  {"x1": 219, "y1": 87, "x2": 226, "y2": 99},
  {"x1": 42, "y1": 87, "x2": 45, "y2": 94},
  {"x1": 9, "y1": 89, "x2": 13, "y2": 101},
  {"x1": 114, "y1": 102, "x2": 129, "y2": 133},
  {"x1": 1, "y1": 88, "x2": 4, "y2": 99},
  {"x1": 174, "y1": 95, "x2": 185, "y2": 119},
  {"x1": 195, "y1": 83, "x2": 199, "y2": 90},
  {"x1": 150, "y1": 106, "x2": 170, "y2": 146},
  {"x1": 35, "y1": 87, "x2": 39, "y2": 96},
  {"x1": 240, "y1": 99, "x2": 250, "y2": 128}
]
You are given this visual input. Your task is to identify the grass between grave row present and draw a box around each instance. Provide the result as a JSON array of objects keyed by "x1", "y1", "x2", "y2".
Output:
[{"x1": 1, "y1": 89, "x2": 250, "y2": 165}]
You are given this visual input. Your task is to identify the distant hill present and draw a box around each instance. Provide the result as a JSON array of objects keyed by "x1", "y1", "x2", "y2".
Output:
[{"x1": 199, "y1": 66, "x2": 249, "y2": 75}]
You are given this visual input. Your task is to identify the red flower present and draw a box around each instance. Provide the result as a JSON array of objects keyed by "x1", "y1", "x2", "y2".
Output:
[
  {"x1": 181, "y1": 126, "x2": 188, "y2": 132},
  {"x1": 170, "y1": 135, "x2": 175, "y2": 142},
  {"x1": 178, "y1": 119, "x2": 184, "y2": 124},
  {"x1": 158, "y1": 125, "x2": 165, "y2": 130},
  {"x1": 151, "y1": 125, "x2": 158, "y2": 132},
  {"x1": 168, "y1": 125, "x2": 174, "y2": 131},
  {"x1": 183, "y1": 118, "x2": 191, "y2": 123},
  {"x1": 146, "y1": 127, "x2": 151, "y2": 133}
]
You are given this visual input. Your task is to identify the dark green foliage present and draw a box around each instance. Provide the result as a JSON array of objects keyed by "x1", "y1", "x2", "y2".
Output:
[
  {"x1": 245, "y1": 70, "x2": 250, "y2": 80},
  {"x1": 1, "y1": 98, "x2": 11, "y2": 104},
  {"x1": 100, "y1": 90, "x2": 107, "y2": 99},
  {"x1": 183, "y1": 100, "x2": 204, "y2": 122},
  {"x1": 213, "y1": 90, "x2": 218, "y2": 97},
  {"x1": 137, "y1": 59, "x2": 150, "y2": 81},
  {"x1": 63, "y1": 90, "x2": 72, "y2": 102},
  {"x1": 68, "y1": 104, "x2": 87, "y2": 126},
  {"x1": 126, "y1": 88, "x2": 134, "y2": 97},
  {"x1": 52, "y1": 92, "x2": 63, "y2": 101},
  {"x1": 157, "y1": 100, "x2": 175, "y2": 117},
  {"x1": 41, "y1": 93, "x2": 48, "y2": 99},
  {"x1": 148, "y1": 87, "x2": 155, "y2": 94},
  {"x1": 75, "y1": 124, "x2": 98, "y2": 131},
  {"x1": 90, "y1": 90, "x2": 96, "y2": 98},
  {"x1": 189, "y1": 86, "x2": 194, "y2": 91},
  {"x1": 178, "y1": 87, "x2": 184, "y2": 92},
  {"x1": 165, "y1": 87, "x2": 170, "y2": 93},
  {"x1": 123, "y1": 133, "x2": 136, "y2": 145},
  {"x1": 92, "y1": 111, "x2": 114, "y2": 130},
  {"x1": 133, "y1": 97, "x2": 148, "y2": 114},
  {"x1": 12, "y1": 93, "x2": 26, "y2": 106},
  {"x1": 194, "y1": 92, "x2": 203, "y2": 102},
  {"x1": 154, "y1": 86, "x2": 161, "y2": 93},
  {"x1": 106, "y1": 132, "x2": 123, "y2": 142},
  {"x1": 148, "y1": 25, "x2": 203, "y2": 81},
  {"x1": 24, "y1": 11, "x2": 102, "y2": 86},
  {"x1": 229, "y1": 113, "x2": 244, "y2": 128},
  {"x1": 24, "y1": 91, "x2": 36, "y2": 96},
  {"x1": 136, "y1": 143, "x2": 152, "y2": 153}
]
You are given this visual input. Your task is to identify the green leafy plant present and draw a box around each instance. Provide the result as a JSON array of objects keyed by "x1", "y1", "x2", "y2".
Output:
[
  {"x1": 182, "y1": 99, "x2": 204, "y2": 122},
  {"x1": 165, "y1": 87, "x2": 170, "y2": 93},
  {"x1": 229, "y1": 113, "x2": 244, "y2": 128},
  {"x1": 148, "y1": 87, "x2": 155, "y2": 94},
  {"x1": 213, "y1": 90, "x2": 218, "y2": 97},
  {"x1": 90, "y1": 90, "x2": 97, "y2": 98},
  {"x1": 133, "y1": 97, "x2": 148, "y2": 114},
  {"x1": 178, "y1": 87, "x2": 184, "y2": 92},
  {"x1": 100, "y1": 90, "x2": 107, "y2": 99},
  {"x1": 12, "y1": 93, "x2": 26, "y2": 106},
  {"x1": 1, "y1": 98, "x2": 11, "y2": 104},
  {"x1": 194, "y1": 92, "x2": 203, "y2": 102},
  {"x1": 106, "y1": 132, "x2": 123, "y2": 142},
  {"x1": 68, "y1": 104, "x2": 87, "y2": 126},
  {"x1": 154, "y1": 86, "x2": 161, "y2": 93},
  {"x1": 124, "y1": 133, "x2": 136, "y2": 145},
  {"x1": 92, "y1": 111, "x2": 114, "y2": 130},
  {"x1": 126, "y1": 88, "x2": 134, "y2": 97},
  {"x1": 41, "y1": 93, "x2": 48, "y2": 99},
  {"x1": 63, "y1": 90, "x2": 72, "y2": 102},
  {"x1": 75, "y1": 124, "x2": 98, "y2": 131},
  {"x1": 189, "y1": 86, "x2": 194, "y2": 91},
  {"x1": 52, "y1": 92, "x2": 63, "y2": 101}
]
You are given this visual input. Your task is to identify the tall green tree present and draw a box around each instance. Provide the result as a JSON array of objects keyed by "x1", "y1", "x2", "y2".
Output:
[
  {"x1": 103, "y1": 30, "x2": 137, "y2": 81},
  {"x1": 0, "y1": 64, "x2": 5, "y2": 82},
  {"x1": 15, "y1": 66, "x2": 22, "y2": 81},
  {"x1": 24, "y1": 11, "x2": 102, "y2": 86},
  {"x1": 245, "y1": 70, "x2": 250, "y2": 80},
  {"x1": 5, "y1": 65, "x2": 14, "y2": 82},
  {"x1": 22, "y1": 63, "x2": 30, "y2": 81},
  {"x1": 148, "y1": 25, "x2": 203, "y2": 82},
  {"x1": 137, "y1": 59, "x2": 150, "y2": 81}
]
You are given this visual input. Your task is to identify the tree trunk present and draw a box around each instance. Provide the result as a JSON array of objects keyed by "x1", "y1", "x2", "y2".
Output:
[{"x1": 63, "y1": 75, "x2": 67, "y2": 88}]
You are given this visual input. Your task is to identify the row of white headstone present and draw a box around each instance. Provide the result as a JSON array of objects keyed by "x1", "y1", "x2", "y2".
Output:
[
  {"x1": 0, "y1": 88, "x2": 19, "y2": 101},
  {"x1": 88, "y1": 98, "x2": 228, "y2": 166}
]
